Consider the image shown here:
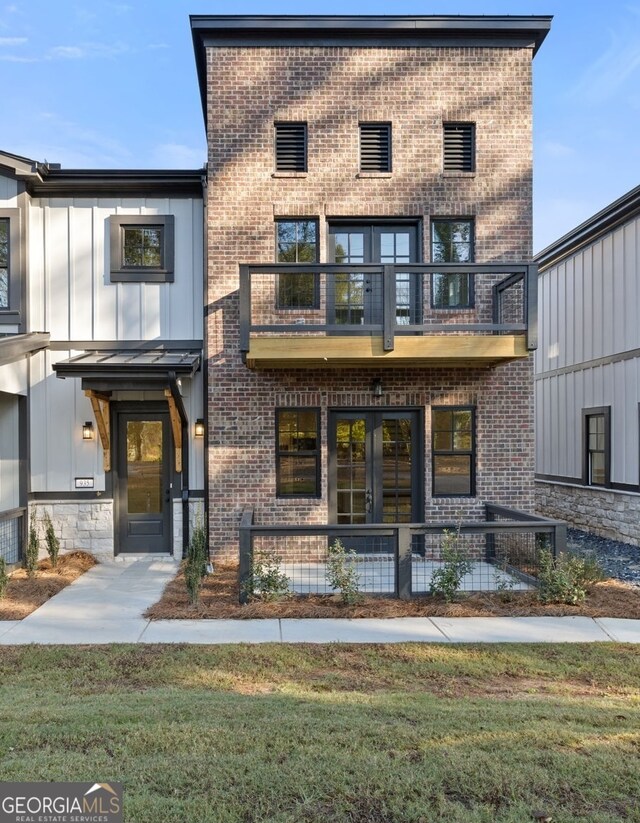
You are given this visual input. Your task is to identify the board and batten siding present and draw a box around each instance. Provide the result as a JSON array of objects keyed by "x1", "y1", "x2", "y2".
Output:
[
  {"x1": 28, "y1": 197, "x2": 204, "y2": 341},
  {"x1": 536, "y1": 212, "x2": 640, "y2": 485},
  {"x1": 0, "y1": 392, "x2": 20, "y2": 512},
  {"x1": 0, "y1": 175, "x2": 19, "y2": 205}
]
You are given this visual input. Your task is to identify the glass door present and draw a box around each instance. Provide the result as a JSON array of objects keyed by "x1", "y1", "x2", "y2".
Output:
[{"x1": 116, "y1": 411, "x2": 171, "y2": 553}]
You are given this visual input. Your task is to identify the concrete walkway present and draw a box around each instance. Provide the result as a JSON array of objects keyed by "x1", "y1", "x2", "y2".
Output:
[{"x1": 0, "y1": 559, "x2": 639, "y2": 645}]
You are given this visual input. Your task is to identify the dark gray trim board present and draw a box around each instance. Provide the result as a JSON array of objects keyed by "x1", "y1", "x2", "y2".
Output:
[
  {"x1": 29, "y1": 491, "x2": 112, "y2": 501},
  {"x1": 191, "y1": 15, "x2": 552, "y2": 119},
  {"x1": 0, "y1": 332, "x2": 49, "y2": 366},
  {"x1": 536, "y1": 346, "x2": 640, "y2": 380},
  {"x1": 28, "y1": 169, "x2": 205, "y2": 199},
  {"x1": 536, "y1": 181, "x2": 640, "y2": 270},
  {"x1": 536, "y1": 474, "x2": 640, "y2": 494}
]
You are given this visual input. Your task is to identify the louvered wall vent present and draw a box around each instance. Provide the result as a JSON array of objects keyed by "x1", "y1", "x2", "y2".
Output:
[
  {"x1": 360, "y1": 123, "x2": 391, "y2": 172},
  {"x1": 443, "y1": 123, "x2": 475, "y2": 172},
  {"x1": 274, "y1": 123, "x2": 307, "y2": 172}
]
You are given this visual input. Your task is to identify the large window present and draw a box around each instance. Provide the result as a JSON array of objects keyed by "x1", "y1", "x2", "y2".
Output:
[
  {"x1": 276, "y1": 219, "x2": 318, "y2": 308},
  {"x1": 432, "y1": 407, "x2": 475, "y2": 496},
  {"x1": 110, "y1": 215, "x2": 174, "y2": 282},
  {"x1": 276, "y1": 409, "x2": 320, "y2": 497},
  {"x1": 583, "y1": 408, "x2": 610, "y2": 487},
  {"x1": 431, "y1": 219, "x2": 474, "y2": 309},
  {"x1": 0, "y1": 219, "x2": 8, "y2": 309}
]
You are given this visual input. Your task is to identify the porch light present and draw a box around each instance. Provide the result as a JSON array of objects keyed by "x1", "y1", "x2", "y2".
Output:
[
  {"x1": 371, "y1": 378, "x2": 383, "y2": 398},
  {"x1": 82, "y1": 421, "x2": 94, "y2": 440},
  {"x1": 194, "y1": 418, "x2": 205, "y2": 438}
]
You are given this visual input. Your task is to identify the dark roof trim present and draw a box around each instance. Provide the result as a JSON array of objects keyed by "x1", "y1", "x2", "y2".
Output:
[
  {"x1": 535, "y1": 183, "x2": 640, "y2": 271},
  {"x1": 53, "y1": 349, "x2": 201, "y2": 381},
  {"x1": 0, "y1": 332, "x2": 50, "y2": 367},
  {"x1": 190, "y1": 14, "x2": 552, "y2": 121},
  {"x1": 29, "y1": 168, "x2": 205, "y2": 198}
]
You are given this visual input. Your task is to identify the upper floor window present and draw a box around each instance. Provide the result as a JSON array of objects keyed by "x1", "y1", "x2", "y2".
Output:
[
  {"x1": 583, "y1": 408, "x2": 610, "y2": 487},
  {"x1": 0, "y1": 219, "x2": 8, "y2": 309},
  {"x1": 431, "y1": 219, "x2": 474, "y2": 309},
  {"x1": 110, "y1": 215, "x2": 174, "y2": 283},
  {"x1": 432, "y1": 407, "x2": 475, "y2": 496},
  {"x1": 274, "y1": 122, "x2": 307, "y2": 172},
  {"x1": 276, "y1": 219, "x2": 318, "y2": 309},
  {"x1": 443, "y1": 122, "x2": 475, "y2": 172},
  {"x1": 359, "y1": 123, "x2": 391, "y2": 172}
]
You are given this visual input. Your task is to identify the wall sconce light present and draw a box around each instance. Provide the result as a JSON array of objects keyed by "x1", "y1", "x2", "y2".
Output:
[
  {"x1": 371, "y1": 377, "x2": 383, "y2": 398},
  {"x1": 194, "y1": 418, "x2": 205, "y2": 438},
  {"x1": 82, "y1": 421, "x2": 94, "y2": 440}
]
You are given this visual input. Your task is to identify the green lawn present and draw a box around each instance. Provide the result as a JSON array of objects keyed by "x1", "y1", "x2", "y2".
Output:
[{"x1": 1, "y1": 644, "x2": 639, "y2": 822}]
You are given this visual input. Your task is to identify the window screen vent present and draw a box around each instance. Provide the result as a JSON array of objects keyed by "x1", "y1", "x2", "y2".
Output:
[
  {"x1": 359, "y1": 123, "x2": 391, "y2": 172},
  {"x1": 443, "y1": 123, "x2": 475, "y2": 172},
  {"x1": 275, "y1": 122, "x2": 307, "y2": 172}
]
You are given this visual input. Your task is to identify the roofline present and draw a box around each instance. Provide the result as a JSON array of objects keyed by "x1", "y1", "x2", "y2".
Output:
[
  {"x1": 535, "y1": 183, "x2": 640, "y2": 271},
  {"x1": 28, "y1": 167, "x2": 205, "y2": 198},
  {"x1": 190, "y1": 14, "x2": 552, "y2": 123}
]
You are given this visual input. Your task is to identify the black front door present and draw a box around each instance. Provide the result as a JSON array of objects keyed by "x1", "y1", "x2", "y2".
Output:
[
  {"x1": 116, "y1": 411, "x2": 171, "y2": 553},
  {"x1": 329, "y1": 410, "x2": 422, "y2": 526},
  {"x1": 327, "y1": 224, "x2": 421, "y2": 326}
]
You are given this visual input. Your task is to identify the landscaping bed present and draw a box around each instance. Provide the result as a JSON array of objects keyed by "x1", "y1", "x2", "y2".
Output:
[
  {"x1": 145, "y1": 561, "x2": 640, "y2": 620},
  {"x1": 0, "y1": 551, "x2": 96, "y2": 620}
]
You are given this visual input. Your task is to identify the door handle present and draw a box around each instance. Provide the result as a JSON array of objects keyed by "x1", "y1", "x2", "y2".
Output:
[
  {"x1": 164, "y1": 489, "x2": 171, "y2": 503},
  {"x1": 365, "y1": 489, "x2": 372, "y2": 513}
]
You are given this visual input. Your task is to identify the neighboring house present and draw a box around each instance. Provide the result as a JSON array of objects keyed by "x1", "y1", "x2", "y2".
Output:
[
  {"x1": 190, "y1": 14, "x2": 552, "y2": 566},
  {"x1": 535, "y1": 184, "x2": 640, "y2": 546},
  {"x1": 0, "y1": 150, "x2": 204, "y2": 562}
]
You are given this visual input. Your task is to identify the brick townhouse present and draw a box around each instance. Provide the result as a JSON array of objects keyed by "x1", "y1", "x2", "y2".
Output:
[{"x1": 190, "y1": 15, "x2": 552, "y2": 565}]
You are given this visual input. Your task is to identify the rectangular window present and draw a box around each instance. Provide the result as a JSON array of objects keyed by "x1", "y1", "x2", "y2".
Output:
[
  {"x1": 276, "y1": 408, "x2": 320, "y2": 497},
  {"x1": 359, "y1": 123, "x2": 391, "y2": 172},
  {"x1": 110, "y1": 215, "x2": 174, "y2": 282},
  {"x1": 443, "y1": 122, "x2": 475, "y2": 172},
  {"x1": 583, "y1": 407, "x2": 610, "y2": 487},
  {"x1": 0, "y1": 218, "x2": 8, "y2": 309},
  {"x1": 274, "y1": 122, "x2": 307, "y2": 172},
  {"x1": 431, "y1": 218, "x2": 474, "y2": 309},
  {"x1": 432, "y1": 407, "x2": 475, "y2": 496},
  {"x1": 276, "y1": 219, "x2": 319, "y2": 309}
]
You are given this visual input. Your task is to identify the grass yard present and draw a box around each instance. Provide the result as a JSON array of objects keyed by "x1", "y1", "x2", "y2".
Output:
[{"x1": 0, "y1": 644, "x2": 639, "y2": 822}]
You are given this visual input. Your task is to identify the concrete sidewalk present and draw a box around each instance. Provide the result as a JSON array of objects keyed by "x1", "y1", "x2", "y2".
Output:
[{"x1": 0, "y1": 559, "x2": 638, "y2": 645}]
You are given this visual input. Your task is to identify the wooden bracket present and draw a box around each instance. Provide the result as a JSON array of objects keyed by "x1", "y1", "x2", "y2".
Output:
[
  {"x1": 164, "y1": 388, "x2": 183, "y2": 473},
  {"x1": 84, "y1": 390, "x2": 111, "y2": 472}
]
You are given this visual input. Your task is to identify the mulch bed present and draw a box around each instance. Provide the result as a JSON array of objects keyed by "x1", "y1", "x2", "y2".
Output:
[
  {"x1": 145, "y1": 562, "x2": 640, "y2": 620},
  {"x1": 0, "y1": 552, "x2": 97, "y2": 620}
]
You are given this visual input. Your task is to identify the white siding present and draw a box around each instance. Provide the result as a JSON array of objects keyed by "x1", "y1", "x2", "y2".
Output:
[
  {"x1": 0, "y1": 174, "x2": 19, "y2": 206},
  {"x1": 0, "y1": 393, "x2": 20, "y2": 511}
]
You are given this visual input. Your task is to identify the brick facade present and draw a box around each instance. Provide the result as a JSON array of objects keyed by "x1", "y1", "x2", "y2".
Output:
[{"x1": 203, "y1": 43, "x2": 535, "y2": 558}]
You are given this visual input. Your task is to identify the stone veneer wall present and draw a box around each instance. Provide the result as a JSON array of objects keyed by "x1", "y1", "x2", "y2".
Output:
[
  {"x1": 29, "y1": 501, "x2": 114, "y2": 562},
  {"x1": 204, "y1": 43, "x2": 535, "y2": 560},
  {"x1": 536, "y1": 481, "x2": 640, "y2": 547}
]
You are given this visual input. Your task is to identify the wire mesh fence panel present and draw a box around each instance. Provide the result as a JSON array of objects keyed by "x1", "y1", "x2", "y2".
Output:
[{"x1": 0, "y1": 513, "x2": 22, "y2": 565}]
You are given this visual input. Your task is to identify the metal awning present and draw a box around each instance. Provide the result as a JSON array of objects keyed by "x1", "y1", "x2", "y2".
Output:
[{"x1": 52, "y1": 349, "x2": 201, "y2": 474}]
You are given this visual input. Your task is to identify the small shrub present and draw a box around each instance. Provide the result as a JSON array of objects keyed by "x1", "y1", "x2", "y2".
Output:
[
  {"x1": 327, "y1": 539, "x2": 362, "y2": 605},
  {"x1": 42, "y1": 511, "x2": 60, "y2": 568},
  {"x1": 537, "y1": 549, "x2": 604, "y2": 605},
  {"x1": 184, "y1": 521, "x2": 208, "y2": 605},
  {"x1": 0, "y1": 558, "x2": 8, "y2": 599},
  {"x1": 25, "y1": 511, "x2": 40, "y2": 578},
  {"x1": 493, "y1": 562, "x2": 516, "y2": 601},
  {"x1": 430, "y1": 529, "x2": 473, "y2": 602},
  {"x1": 244, "y1": 548, "x2": 290, "y2": 602}
]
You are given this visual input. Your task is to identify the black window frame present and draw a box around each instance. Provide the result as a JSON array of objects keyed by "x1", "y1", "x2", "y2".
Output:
[
  {"x1": 276, "y1": 408, "x2": 321, "y2": 498},
  {"x1": 582, "y1": 406, "x2": 611, "y2": 488},
  {"x1": 275, "y1": 218, "x2": 320, "y2": 310},
  {"x1": 0, "y1": 208, "x2": 23, "y2": 328},
  {"x1": 110, "y1": 214, "x2": 175, "y2": 283},
  {"x1": 443, "y1": 122, "x2": 476, "y2": 172},
  {"x1": 430, "y1": 217, "x2": 475, "y2": 310},
  {"x1": 431, "y1": 406, "x2": 476, "y2": 497},
  {"x1": 359, "y1": 122, "x2": 392, "y2": 173},
  {"x1": 274, "y1": 122, "x2": 308, "y2": 173}
]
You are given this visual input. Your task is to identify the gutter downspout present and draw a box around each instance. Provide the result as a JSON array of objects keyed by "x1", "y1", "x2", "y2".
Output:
[{"x1": 168, "y1": 371, "x2": 190, "y2": 559}]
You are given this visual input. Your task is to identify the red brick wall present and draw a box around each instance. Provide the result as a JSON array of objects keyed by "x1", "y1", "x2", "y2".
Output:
[{"x1": 204, "y1": 44, "x2": 534, "y2": 557}]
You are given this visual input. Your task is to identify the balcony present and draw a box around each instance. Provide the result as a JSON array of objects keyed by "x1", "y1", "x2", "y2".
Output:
[{"x1": 239, "y1": 263, "x2": 537, "y2": 368}]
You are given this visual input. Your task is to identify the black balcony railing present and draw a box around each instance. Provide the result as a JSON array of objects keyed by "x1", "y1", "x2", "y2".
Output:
[
  {"x1": 238, "y1": 504, "x2": 566, "y2": 603},
  {"x1": 239, "y1": 263, "x2": 538, "y2": 355}
]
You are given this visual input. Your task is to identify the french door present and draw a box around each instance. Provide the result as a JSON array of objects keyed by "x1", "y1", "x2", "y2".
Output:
[
  {"x1": 115, "y1": 408, "x2": 172, "y2": 554},
  {"x1": 328, "y1": 410, "x2": 423, "y2": 526},
  {"x1": 327, "y1": 223, "x2": 421, "y2": 326}
]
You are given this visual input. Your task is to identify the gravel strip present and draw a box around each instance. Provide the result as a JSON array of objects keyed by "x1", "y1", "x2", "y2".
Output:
[{"x1": 567, "y1": 528, "x2": 640, "y2": 587}]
